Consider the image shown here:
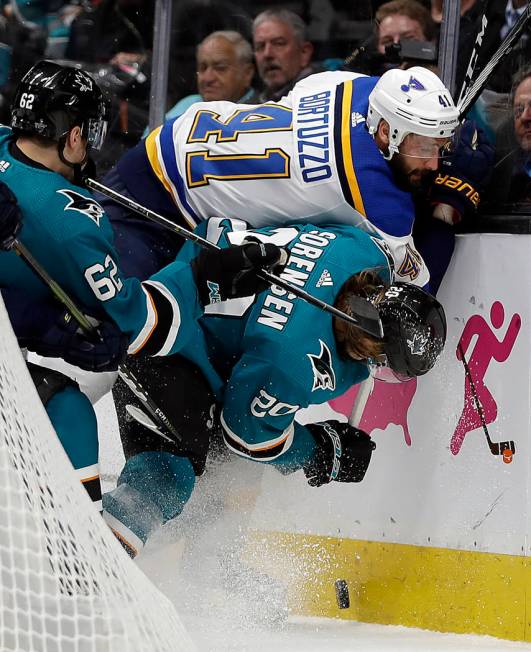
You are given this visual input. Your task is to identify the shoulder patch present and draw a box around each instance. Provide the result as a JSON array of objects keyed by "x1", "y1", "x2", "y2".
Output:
[
  {"x1": 57, "y1": 189, "x2": 105, "y2": 226},
  {"x1": 307, "y1": 339, "x2": 336, "y2": 392},
  {"x1": 397, "y1": 243, "x2": 422, "y2": 281}
]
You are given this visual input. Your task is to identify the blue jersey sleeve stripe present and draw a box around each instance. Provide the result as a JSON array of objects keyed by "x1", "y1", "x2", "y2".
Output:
[
  {"x1": 335, "y1": 78, "x2": 415, "y2": 239},
  {"x1": 146, "y1": 121, "x2": 200, "y2": 227},
  {"x1": 333, "y1": 82, "x2": 366, "y2": 217},
  {"x1": 159, "y1": 120, "x2": 200, "y2": 225}
]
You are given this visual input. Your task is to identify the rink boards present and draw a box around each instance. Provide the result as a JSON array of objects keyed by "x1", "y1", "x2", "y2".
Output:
[{"x1": 245, "y1": 233, "x2": 531, "y2": 642}]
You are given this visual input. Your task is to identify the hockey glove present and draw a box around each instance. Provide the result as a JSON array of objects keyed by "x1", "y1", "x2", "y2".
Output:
[
  {"x1": 191, "y1": 239, "x2": 289, "y2": 306},
  {"x1": 430, "y1": 120, "x2": 494, "y2": 224},
  {"x1": 0, "y1": 181, "x2": 22, "y2": 250},
  {"x1": 25, "y1": 308, "x2": 129, "y2": 372},
  {"x1": 303, "y1": 420, "x2": 376, "y2": 487}
]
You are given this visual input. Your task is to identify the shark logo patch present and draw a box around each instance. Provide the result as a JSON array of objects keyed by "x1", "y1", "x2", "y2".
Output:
[
  {"x1": 57, "y1": 189, "x2": 105, "y2": 226},
  {"x1": 308, "y1": 339, "x2": 336, "y2": 392}
]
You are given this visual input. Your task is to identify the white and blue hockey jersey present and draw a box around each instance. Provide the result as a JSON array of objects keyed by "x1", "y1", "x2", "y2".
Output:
[{"x1": 144, "y1": 71, "x2": 428, "y2": 287}]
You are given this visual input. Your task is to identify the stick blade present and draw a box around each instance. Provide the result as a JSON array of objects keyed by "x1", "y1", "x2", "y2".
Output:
[{"x1": 347, "y1": 296, "x2": 384, "y2": 339}]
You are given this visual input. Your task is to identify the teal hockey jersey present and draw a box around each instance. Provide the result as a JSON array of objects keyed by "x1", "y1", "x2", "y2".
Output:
[
  {"x1": 178, "y1": 218, "x2": 393, "y2": 464},
  {"x1": 0, "y1": 127, "x2": 201, "y2": 357}
]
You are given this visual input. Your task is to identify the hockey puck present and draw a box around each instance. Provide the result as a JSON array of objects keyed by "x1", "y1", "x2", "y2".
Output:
[{"x1": 335, "y1": 579, "x2": 350, "y2": 609}]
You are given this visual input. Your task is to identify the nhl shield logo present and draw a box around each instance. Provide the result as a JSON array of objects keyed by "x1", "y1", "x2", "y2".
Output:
[{"x1": 308, "y1": 339, "x2": 336, "y2": 392}]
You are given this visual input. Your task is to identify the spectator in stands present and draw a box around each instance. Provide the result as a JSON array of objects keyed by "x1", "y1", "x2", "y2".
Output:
[
  {"x1": 513, "y1": 69, "x2": 531, "y2": 153},
  {"x1": 158, "y1": 31, "x2": 255, "y2": 127},
  {"x1": 376, "y1": 0, "x2": 436, "y2": 54},
  {"x1": 166, "y1": 0, "x2": 252, "y2": 109},
  {"x1": 489, "y1": 0, "x2": 530, "y2": 93},
  {"x1": 348, "y1": 1, "x2": 436, "y2": 77},
  {"x1": 490, "y1": 67, "x2": 531, "y2": 206},
  {"x1": 250, "y1": 8, "x2": 317, "y2": 103},
  {"x1": 429, "y1": 0, "x2": 527, "y2": 95}
]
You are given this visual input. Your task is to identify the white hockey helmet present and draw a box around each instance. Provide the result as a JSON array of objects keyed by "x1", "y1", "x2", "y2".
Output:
[{"x1": 366, "y1": 66, "x2": 460, "y2": 160}]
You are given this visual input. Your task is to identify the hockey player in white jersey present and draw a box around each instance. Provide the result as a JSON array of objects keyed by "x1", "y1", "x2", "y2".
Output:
[{"x1": 100, "y1": 65, "x2": 463, "y2": 288}]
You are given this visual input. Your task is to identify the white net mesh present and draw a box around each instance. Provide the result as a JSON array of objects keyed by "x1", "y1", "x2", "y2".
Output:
[{"x1": 0, "y1": 297, "x2": 195, "y2": 652}]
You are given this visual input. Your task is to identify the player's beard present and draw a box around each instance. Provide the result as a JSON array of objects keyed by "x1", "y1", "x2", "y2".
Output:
[{"x1": 388, "y1": 154, "x2": 434, "y2": 193}]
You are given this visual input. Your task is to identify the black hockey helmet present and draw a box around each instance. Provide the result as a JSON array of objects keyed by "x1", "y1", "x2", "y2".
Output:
[
  {"x1": 377, "y1": 283, "x2": 446, "y2": 378},
  {"x1": 11, "y1": 60, "x2": 109, "y2": 150}
]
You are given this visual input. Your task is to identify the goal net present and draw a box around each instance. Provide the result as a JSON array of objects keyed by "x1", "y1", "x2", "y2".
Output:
[{"x1": 0, "y1": 296, "x2": 195, "y2": 652}]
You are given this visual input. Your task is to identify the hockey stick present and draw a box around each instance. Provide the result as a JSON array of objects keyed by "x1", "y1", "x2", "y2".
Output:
[
  {"x1": 457, "y1": 343, "x2": 515, "y2": 456},
  {"x1": 457, "y1": 3, "x2": 531, "y2": 117},
  {"x1": 84, "y1": 177, "x2": 384, "y2": 339},
  {"x1": 456, "y1": 0, "x2": 493, "y2": 107},
  {"x1": 13, "y1": 239, "x2": 182, "y2": 443},
  {"x1": 348, "y1": 376, "x2": 374, "y2": 428}
]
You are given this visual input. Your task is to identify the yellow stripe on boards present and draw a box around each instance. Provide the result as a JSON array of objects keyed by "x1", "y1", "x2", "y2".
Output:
[
  {"x1": 244, "y1": 531, "x2": 530, "y2": 642},
  {"x1": 340, "y1": 81, "x2": 366, "y2": 217}
]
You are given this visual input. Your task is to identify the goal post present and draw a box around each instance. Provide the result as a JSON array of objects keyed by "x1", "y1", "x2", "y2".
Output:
[{"x1": 0, "y1": 296, "x2": 195, "y2": 652}]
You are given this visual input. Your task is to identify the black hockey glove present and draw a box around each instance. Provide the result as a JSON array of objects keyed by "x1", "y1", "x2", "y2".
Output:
[
  {"x1": 430, "y1": 120, "x2": 494, "y2": 224},
  {"x1": 25, "y1": 309, "x2": 129, "y2": 372},
  {"x1": 0, "y1": 181, "x2": 22, "y2": 250},
  {"x1": 191, "y1": 239, "x2": 289, "y2": 306},
  {"x1": 303, "y1": 420, "x2": 376, "y2": 487}
]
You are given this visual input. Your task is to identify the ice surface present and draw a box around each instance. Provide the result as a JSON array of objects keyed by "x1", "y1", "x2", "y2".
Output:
[
  {"x1": 184, "y1": 616, "x2": 531, "y2": 652},
  {"x1": 95, "y1": 392, "x2": 531, "y2": 652}
]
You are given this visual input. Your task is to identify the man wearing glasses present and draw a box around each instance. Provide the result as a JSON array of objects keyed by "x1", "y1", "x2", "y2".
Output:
[{"x1": 491, "y1": 66, "x2": 531, "y2": 206}]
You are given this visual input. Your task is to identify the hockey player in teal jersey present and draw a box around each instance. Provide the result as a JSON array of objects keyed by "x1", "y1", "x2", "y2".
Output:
[
  {"x1": 0, "y1": 61, "x2": 288, "y2": 511},
  {"x1": 103, "y1": 218, "x2": 446, "y2": 556}
]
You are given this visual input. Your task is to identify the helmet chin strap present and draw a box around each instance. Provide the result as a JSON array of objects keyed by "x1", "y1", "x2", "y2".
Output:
[
  {"x1": 57, "y1": 133, "x2": 88, "y2": 186},
  {"x1": 381, "y1": 145, "x2": 395, "y2": 161}
]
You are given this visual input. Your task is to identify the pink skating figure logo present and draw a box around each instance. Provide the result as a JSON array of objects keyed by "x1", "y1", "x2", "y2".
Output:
[
  {"x1": 451, "y1": 301, "x2": 521, "y2": 459},
  {"x1": 329, "y1": 378, "x2": 417, "y2": 446}
]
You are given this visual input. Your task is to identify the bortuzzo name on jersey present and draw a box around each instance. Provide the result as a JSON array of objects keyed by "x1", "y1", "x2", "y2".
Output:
[
  {"x1": 257, "y1": 229, "x2": 336, "y2": 331},
  {"x1": 296, "y1": 91, "x2": 332, "y2": 184}
]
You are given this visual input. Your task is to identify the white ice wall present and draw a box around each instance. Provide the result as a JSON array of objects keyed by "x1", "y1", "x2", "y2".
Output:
[{"x1": 250, "y1": 233, "x2": 530, "y2": 558}]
